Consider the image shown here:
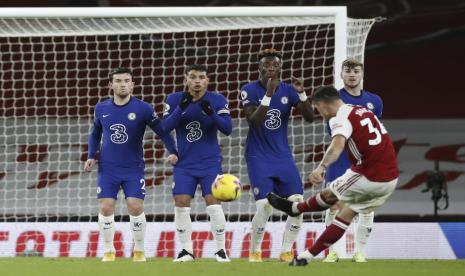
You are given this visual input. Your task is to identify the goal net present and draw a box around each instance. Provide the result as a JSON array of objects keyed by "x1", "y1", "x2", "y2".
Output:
[{"x1": 0, "y1": 7, "x2": 375, "y2": 257}]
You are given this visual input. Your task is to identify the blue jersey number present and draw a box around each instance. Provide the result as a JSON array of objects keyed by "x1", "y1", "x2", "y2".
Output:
[{"x1": 109, "y1": 124, "x2": 129, "y2": 144}]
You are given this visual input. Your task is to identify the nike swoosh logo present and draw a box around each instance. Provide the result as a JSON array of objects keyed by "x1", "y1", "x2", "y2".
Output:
[{"x1": 103, "y1": 114, "x2": 110, "y2": 117}]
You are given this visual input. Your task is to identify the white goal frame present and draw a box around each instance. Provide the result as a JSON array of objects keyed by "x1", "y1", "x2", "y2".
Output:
[{"x1": 0, "y1": 6, "x2": 347, "y2": 88}]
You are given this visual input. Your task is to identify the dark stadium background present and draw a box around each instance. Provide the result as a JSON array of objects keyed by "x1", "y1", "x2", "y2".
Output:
[{"x1": 3, "y1": 0, "x2": 464, "y2": 119}]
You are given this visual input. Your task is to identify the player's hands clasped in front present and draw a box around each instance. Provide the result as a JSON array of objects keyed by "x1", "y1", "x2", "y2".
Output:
[
  {"x1": 266, "y1": 77, "x2": 279, "y2": 97},
  {"x1": 309, "y1": 166, "x2": 325, "y2": 186},
  {"x1": 200, "y1": 100, "x2": 214, "y2": 115},
  {"x1": 84, "y1": 159, "x2": 96, "y2": 172},
  {"x1": 291, "y1": 77, "x2": 305, "y2": 94},
  {"x1": 179, "y1": 92, "x2": 193, "y2": 110},
  {"x1": 167, "y1": 154, "x2": 178, "y2": 166}
]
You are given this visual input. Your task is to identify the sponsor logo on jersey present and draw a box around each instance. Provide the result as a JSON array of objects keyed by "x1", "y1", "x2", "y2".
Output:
[
  {"x1": 281, "y1": 96, "x2": 288, "y2": 104},
  {"x1": 102, "y1": 114, "x2": 110, "y2": 118},
  {"x1": 128, "y1": 113, "x2": 136, "y2": 120}
]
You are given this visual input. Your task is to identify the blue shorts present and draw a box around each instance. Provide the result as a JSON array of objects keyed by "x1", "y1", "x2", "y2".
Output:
[
  {"x1": 246, "y1": 156, "x2": 303, "y2": 200},
  {"x1": 97, "y1": 171, "x2": 146, "y2": 200},
  {"x1": 172, "y1": 166, "x2": 222, "y2": 197}
]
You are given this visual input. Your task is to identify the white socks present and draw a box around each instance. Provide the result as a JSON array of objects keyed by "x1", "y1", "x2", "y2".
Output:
[
  {"x1": 98, "y1": 213, "x2": 115, "y2": 253},
  {"x1": 281, "y1": 194, "x2": 303, "y2": 252},
  {"x1": 324, "y1": 208, "x2": 338, "y2": 253},
  {"x1": 206, "y1": 204, "x2": 227, "y2": 251},
  {"x1": 355, "y1": 212, "x2": 374, "y2": 254},
  {"x1": 175, "y1": 207, "x2": 193, "y2": 253},
  {"x1": 250, "y1": 198, "x2": 273, "y2": 253},
  {"x1": 130, "y1": 212, "x2": 146, "y2": 252}
]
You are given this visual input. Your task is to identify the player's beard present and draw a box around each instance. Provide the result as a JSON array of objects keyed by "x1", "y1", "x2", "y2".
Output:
[{"x1": 115, "y1": 88, "x2": 131, "y2": 100}]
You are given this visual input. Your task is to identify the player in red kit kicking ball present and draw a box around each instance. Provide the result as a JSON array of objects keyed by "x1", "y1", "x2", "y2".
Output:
[{"x1": 267, "y1": 85, "x2": 398, "y2": 266}]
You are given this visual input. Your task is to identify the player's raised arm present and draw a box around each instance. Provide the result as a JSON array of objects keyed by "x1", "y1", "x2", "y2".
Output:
[
  {"x1": 292, "y1": 77, "x2": 314, "y2": 123},
  {"x1": 245, "y1": 77, "x2": 279, "y2": 128},
  {"x1": 162, "y1": 93, "x2": 189, "y2": 132},
  {"x1": 201, "y1": 95, "x2": 232, "y2": 135}
]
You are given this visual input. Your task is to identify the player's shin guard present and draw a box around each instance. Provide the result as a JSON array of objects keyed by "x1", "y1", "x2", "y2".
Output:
[
  {"x1": 308, "y1": 216, "x2": 350, "y2": 257},
  {"x1": 282, "y1": 194, "x2": 303, "y2": 253},
  {"x1": 324, "y1": 208, "x2": 338, "y2": 253},
  {"x1": 206, "y1": 204, "x2": 227, "y2": 251},
  {"x1": 130, "y1": 212, "x2": 146, "y2": 252},
  {"x1": 355, "y1": 212, "x2": 374, "y2": 254},
  {"x1": 98, "y1": 213, "x2": 115, "y2": 253},
  {"x1": 175, "y1": 207, "x2": 193, "y2": 254},
  {"x1": 250, "y1": 198, "x2": 273, "y2": 253}
]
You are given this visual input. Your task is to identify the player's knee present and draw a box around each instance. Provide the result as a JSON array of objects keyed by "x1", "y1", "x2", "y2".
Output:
[
  {"x1": 99, "y1": 199, "x2": 115, "y2": 216},
  {"x1": 256, "y1": 198, "x2": 273, "y2": 216},
  {"x1": 174, "y1": 195, "x2": 192, "y2": 207},
  {"x1": 321, "y1": 189, "x2": 338, "y2": 205},
  {"x1": 127, "y1": 201, "x2": 143, "y2": 216}
]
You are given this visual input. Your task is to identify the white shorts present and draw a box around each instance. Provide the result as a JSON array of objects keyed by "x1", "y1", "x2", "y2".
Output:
[{"x1": 328, "y1": 169, "x2": 397, "y2": 214}]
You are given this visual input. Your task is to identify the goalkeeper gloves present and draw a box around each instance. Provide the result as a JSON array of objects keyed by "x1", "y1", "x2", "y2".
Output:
[
  {"x1": 201, "y1": 100, "x2": 214, "y2": 116},
  {"x1": 179, "y1": 92, "x2": 193, "y2": 110}
]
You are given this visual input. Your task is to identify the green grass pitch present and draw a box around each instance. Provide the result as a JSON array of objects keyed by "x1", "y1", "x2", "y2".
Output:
[{"x1": 0, "y1": 258, "x2": 464, "y2": 276}]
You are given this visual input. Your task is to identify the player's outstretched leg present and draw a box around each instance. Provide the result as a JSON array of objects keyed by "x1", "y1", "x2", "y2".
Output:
[
  {"x1": 353, "y1": 211, "x2": 374, "y2": 262},
  {"x1": 174, "y1": 206, "x2": 195, "y2": 262},
  {"x1": 206, "y1": 204, "x2": 230, "y2": 262},
  {"x1": 280, "y1": 194, "x2": 303, "y2": 262},
  {"x1": 249, "y1": 198, "x2": 273, "y2": 262},
  {"x1": 266, "y1": 193, "x2": 300, "y2": 217},
  {"x1": 290, "y1": 216, "x2": 351, "y2": 267},
  {"x1": 323, "y1": 207, "x2": 339, "y2": 262}
]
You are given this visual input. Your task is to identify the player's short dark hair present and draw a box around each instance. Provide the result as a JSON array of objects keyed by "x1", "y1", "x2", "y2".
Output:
[
  {"x1": 185, "y1": 64, "x2": 208, "y2": 74},
  {"x1": 257, "y1": 48, "x2": 283, "y2": 62},
  {"x1": 109, "y1": 67, "x2": 133, "y2": 81},
  {"x1": 342, "y1": 58, "x2": 364, "y2": 70},
  {"x1": 311, "y1": 86, "x2": 340, "y2": 103}
]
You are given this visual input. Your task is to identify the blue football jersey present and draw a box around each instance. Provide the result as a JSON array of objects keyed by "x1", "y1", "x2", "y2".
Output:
[
  {"x1": 87, "y1": 97, "x2": 171, "y2": 174},
  {"x1": 240, "y1": 80, "x2": 300, "y2": 160},
  {"x1": 325, "y1": 88, "x2": 384, "y2": 183},
  {"x1": 163, "y1": 91, "x2": 231, "y2": 169}
]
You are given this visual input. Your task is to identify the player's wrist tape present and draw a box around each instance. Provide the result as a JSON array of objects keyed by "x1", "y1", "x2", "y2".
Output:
[
  {"x1": 261, "y1": 96, "x2": 271, "y2": 106},
  {"x1": 298, "y1": 92, "x2": 308, "y2": 102}
]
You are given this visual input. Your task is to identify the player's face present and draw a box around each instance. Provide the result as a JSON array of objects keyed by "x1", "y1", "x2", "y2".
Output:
[
  {"x1": 110, "y1": 73, "x2": 134, "y2": 98},
  {"x1": 185, "y1": 70, "x2": 209, "y2": 95},
  {"x1": 259, "y1": 56, "x2": 281, "y2": 80},
  {"x1": 341, "y1": 66, "x2": 363, "y2": 89}
]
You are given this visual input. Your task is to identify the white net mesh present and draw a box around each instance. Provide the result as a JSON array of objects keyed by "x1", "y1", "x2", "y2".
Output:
[{"x1": 0, "y1": 14, "x2": 375, "y2": 255}]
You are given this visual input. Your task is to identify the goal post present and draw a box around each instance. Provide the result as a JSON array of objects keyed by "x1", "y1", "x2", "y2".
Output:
[{"x1": 0, "y1": 6, "x2": 376, "y2": 257}]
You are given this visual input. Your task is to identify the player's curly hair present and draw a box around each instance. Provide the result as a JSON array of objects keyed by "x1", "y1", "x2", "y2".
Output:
[
  {"x1": 109, "y1": 67, "x2": 133, "y2": 82},
  {"x1": 257, "y1": 48, "x2": 283, "y2": 62},
  {"x1": 342, "y1": 58, "x2": 364, "y2": 70}
]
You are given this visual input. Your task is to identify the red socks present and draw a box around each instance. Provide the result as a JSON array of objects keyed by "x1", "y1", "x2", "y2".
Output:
[
  {"x1": 309, "y1": 216, "x2": 350, "y2": 256},
  {"x1": 297, "y1": 193, "x2": 331, "y2": 213}
]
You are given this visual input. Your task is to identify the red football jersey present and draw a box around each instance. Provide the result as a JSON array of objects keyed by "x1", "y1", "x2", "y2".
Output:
[{"x1": 329, "y1": 104, "x2": 399, "y2": 182}]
